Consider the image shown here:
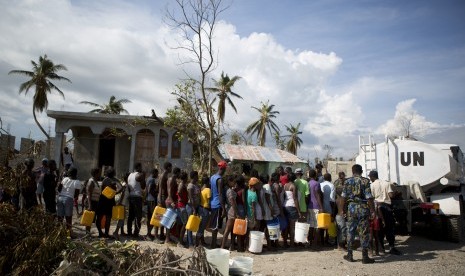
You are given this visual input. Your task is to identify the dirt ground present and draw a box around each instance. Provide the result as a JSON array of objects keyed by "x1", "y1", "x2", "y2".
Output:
[{"x1": 73, "y1": 214, "x2": 465, "y2": 276}]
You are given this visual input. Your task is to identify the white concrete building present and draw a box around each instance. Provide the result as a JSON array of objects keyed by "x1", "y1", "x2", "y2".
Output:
[{"x1": 48, "y1": 110, "x2": 193, "y2": 179}]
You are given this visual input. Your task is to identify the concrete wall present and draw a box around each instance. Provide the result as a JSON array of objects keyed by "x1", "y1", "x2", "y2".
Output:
[{"x1": 327, "y1": 160, "x2": 355, "y2": 181}]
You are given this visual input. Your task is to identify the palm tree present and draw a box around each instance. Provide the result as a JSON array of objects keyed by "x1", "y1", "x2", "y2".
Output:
[
  {"x1": 80, "y1": 96, "x2": 132, "y2": 114},
  {"x1": 246, "y1": 101, "x2": 280, "y2": 146},
  {"x1": 283, "y1": 123, "x2": 303, "y2": 155},
  {"x1": 9, "y1": 54, "x2": 71, "y2": 140},
  {"x1": 207, "y1": 72, "x2": 242, "y2": 133}
]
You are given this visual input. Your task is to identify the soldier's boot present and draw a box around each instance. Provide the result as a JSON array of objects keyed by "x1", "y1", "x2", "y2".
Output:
[
  {"x1": 343, "y1": 250, "x2": 354, "y2": 262},
  {"x1": 362, "y1": 248, "x2": 375, "y2": 264}
]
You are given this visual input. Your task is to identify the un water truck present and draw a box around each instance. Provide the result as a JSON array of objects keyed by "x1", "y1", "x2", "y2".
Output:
[{"x1": 356, "y1": 135, "x2": 465, "y2": 242}]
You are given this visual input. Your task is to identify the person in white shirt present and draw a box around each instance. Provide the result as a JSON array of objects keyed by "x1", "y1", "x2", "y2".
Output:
[
  {"x1": 127, "y1": 163, "x2": 146, "y2": 238},
  {"x1": 57, "y1": 167, "x2": 81, "y2": 236},
  {"x1": 61, "y1": 147, "x2": 74, "y2": 169},
  {"x1": 369, "y1": 170, "x2": 402, "y2": 255}
]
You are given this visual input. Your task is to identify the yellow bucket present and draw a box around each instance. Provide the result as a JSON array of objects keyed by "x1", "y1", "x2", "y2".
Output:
[
  {"x1": 317, "y1": 213, "x2": 331, "y2": 229},
  {"x1": 150, "y1": 206, "x2": 166, "y2": 227},
  {"x1": 102, "y1": 186, "x2": 116, "y2": 199},
  {"x1": 80, "y1": 210, "x2": 95, "y2": 227},
  {"x1": 112, "y1": 205, "x2": 125, "y2": 220},
  {"x1": 186, "y1": 215, "x2": 201, "y2": 232}
]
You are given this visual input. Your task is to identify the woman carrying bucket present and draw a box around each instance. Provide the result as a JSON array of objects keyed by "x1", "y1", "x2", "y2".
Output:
[
  {"x1": 234, "y1": 175, "x2": 247, "y2": 252},
  {"x1": 282, "y1": 173, "x2": 302, "y2": 248},
  {"x1": 221, "y1": 175, "x2": 239, "y2": 250},
  {"x1": 97, "y1": 167, "x2": 120, "y2": 238}
]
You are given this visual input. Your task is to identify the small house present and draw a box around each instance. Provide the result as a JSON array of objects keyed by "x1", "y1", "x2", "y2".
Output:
[{"x1": 48, "y1": 110, "x2": 193, "y2": 179}]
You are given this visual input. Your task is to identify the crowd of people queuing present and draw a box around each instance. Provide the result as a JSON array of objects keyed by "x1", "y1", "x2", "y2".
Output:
[{"x1": 1, "y1": 154, "x2": 403, "y2": 264}]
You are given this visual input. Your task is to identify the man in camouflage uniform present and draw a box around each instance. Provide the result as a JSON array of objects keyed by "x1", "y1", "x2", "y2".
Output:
[{"x1": 342, "y1": 164, "x2": 375, "y2": 264}]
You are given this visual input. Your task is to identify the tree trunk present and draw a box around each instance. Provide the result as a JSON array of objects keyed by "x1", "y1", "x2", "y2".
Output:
[{"x1": 33, "y1": 108, "x2": 51, "y2": 158}]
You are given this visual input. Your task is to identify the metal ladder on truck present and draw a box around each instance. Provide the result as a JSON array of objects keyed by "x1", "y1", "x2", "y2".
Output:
[{"x1": 359, "y1": 135, "x2": 377, "y2": 177}]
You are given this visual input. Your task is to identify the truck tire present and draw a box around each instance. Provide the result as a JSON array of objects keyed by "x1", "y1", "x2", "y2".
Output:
[
  {"x1": 447, "y1": 195, "x2": 465, "y2": 242},
  {"x1": 447, "y1": 217, "x2": 463, "y2": 242}
]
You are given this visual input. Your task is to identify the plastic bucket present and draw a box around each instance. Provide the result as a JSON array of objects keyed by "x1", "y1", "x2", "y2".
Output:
[
  {"x1": 328, "y1": 221, "x2": 337, "y2": 238},
  {"x1": 206, "y1": 248, "x2": 230, "y2": 276},
  {"x1": 295, "y1": 222, "x2": 310, "y2": 243},
  {"x1": 267, "y1": 218, "x2": 280, "y2": 240},
  {"x1": 160, "y1": 208, "x2": 177, "y2": 229},
  {"x1": 233, "y1": 218, "x2": 247, "y2": 236},
  {"x1": 112, "y1": 205, "x2": 125, "y2": 220},
  {"x1": 317, "y1": 213, "x2": 331, "y2": 229},
  {"x1": 232, "y1": 256, "x2": 253, "y2": 274},
  {"x1": 186, "y1": 215, "x2": 201, "y2": 232},
  {"x1": 80, "y1": 210, "x2": 95, "y2": 227},
  {"x1": 150, "y1": 206, "x2": 166, "y2": 227},
  {"x1": 248, "y1": 231, "x2": 265, "y2": 253},
  {"x1": 102, "y1": 186, "x2": 116, "y2": 199}
]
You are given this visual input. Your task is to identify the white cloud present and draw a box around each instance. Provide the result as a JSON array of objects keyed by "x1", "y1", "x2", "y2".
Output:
[{"x1": 376, "y1": 98, "x2": 462, "y2": 138}]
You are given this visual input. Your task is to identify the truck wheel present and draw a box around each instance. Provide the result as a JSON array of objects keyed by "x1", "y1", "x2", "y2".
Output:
[
  {"x1": 447, "y1": 216, "x2": 463, "y2": 243},
  {"x1": 429, "y1": 215, "x2": 446, "y2": 240}
]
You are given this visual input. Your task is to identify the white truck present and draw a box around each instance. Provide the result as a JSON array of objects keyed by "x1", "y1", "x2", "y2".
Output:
[{"x1": 356, "y1": 135, "x2": 465, "y2": 242}]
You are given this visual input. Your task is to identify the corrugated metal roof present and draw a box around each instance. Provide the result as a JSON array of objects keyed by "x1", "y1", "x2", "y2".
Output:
[{"x1": 219, "y1": 144, "x2": 308, "y2": 164}]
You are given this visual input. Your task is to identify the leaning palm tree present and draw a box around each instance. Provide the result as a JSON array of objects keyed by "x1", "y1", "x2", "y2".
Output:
[
  {"x1": 246, "y1": 101, "x2": 280, "y2": 146},
  {"x1": 283, "y1": 123, "x2": 303, "y2": 155},
  {"x1": 207, "y1": 72, "x2": 242, "y2": 133},
  {"x1": 80, "y1": 96, "x2": 132, "y2": 114},
  {"x1": 9, "y1": 54, "x2": 71, "y2": 140}
]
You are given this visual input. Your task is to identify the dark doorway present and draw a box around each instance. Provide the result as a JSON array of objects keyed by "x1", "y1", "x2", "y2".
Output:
[{"x1": 98, "y1": 135, "x2": 115, "y2": 168}]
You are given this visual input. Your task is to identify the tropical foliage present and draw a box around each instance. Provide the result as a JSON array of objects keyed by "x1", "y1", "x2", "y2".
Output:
[
  {"x1": 246, "y1": 101, "x2": 280, "y2": 146},
  {"x1": 9, "y1": 54, "x2": 70, "y2": 139},
  {"x1": 207, "y1": 72, "x2": 242, "y2": 130},
  {"x1": 80, "y1": 96, "x2": 132, "y2": 114},
  {"x1": 283, "y1": 123, "x2": 303, "y2": 155}
]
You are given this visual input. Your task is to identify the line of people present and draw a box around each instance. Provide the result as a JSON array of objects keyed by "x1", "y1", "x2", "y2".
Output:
[{"x1": 2, "y1": 157, "x2": 402, "y2": 260}]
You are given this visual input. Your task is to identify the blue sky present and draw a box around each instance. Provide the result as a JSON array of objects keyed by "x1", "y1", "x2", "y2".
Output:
[{"x1": 1, "y1": 0, "x2": 464, "y2": 161}]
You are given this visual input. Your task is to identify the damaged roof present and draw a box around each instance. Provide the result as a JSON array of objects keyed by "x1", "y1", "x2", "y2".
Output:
[{"x1": 219, "y1": 144, "x2": 308, "y2": 164}]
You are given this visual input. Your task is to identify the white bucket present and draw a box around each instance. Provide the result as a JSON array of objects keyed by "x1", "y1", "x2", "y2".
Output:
[
  {"x1": 248, "y1": 231, "x2": 265, "y2": 253},
  {"x1": 206, "y1": 248, "x2": 230, "y2": 276},
  {"x1": 295, "y1": 222, "x2": 310, "y2": 243},
  {"x1": 267, "y1": 223, "x2": 280, "y2": 240},
  {"x1": 232, "y1": 256, "x2": 253, "y2": 274}
]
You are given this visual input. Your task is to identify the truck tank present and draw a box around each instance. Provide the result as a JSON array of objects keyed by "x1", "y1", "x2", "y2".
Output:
[{"x1": 356, "y1": 135, "x2": 465, "y2": 242}]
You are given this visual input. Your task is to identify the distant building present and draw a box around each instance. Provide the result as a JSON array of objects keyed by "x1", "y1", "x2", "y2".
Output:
[
  {"x1": 326, "y1": 160, "x2": 355, "y2": 180},
  {"x1": 0, "y1": 134, "x2": 15, "y2": 165},
  {"x1": 218, "y1": 144, "x2": 308, "y2": 176},
  {"x1": 47, "y1": 110, "x2": 193, "y2": 179}
]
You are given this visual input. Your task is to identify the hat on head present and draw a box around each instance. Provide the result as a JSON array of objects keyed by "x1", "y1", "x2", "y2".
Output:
[
  {"x1": 295, "y1": 168, "x2": 303, "y2": 174},
  {"x1": 42, "y1": 158, "x2": 48, "y2": 163},
  {"x1": 368, "y1": 170, "x2": 378, "y2": 178},
  {"x1": 249, "y1": 177, "x2": 260, "y2": 186},
  {"x1": 218, "y1": 160, "x2": 228, "y2": 169}
]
